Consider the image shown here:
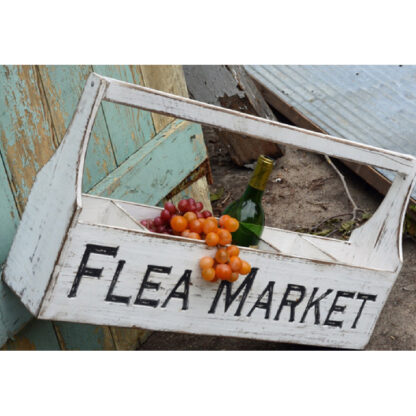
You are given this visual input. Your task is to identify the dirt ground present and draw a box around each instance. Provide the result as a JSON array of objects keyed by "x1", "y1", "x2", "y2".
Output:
[{"x1": 138, "y1": 123, "x2": 416, "y2": 351}]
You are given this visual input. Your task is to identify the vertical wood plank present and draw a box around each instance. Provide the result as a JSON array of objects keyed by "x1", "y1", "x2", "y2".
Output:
[
  {"x1": 92, "y1": 65, "x2": 156, "y2": 165},
  {"x1": 0, "y1": 65, "x2": 58, "y2": 210},
  {"x1": 0, "y1": 65, "x2": 61, "y2": 348},
  {"x1": 37, "y1": 65, "x2": 117, "y2": 192},
  {"x1": 36, "y1": 65, "x2": 117, "y2": 350},
  {"x1": 140, "y1": 65, "x2": 190, "y2": 132}
]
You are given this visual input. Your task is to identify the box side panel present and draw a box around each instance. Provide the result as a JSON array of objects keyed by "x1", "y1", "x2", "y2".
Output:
[{"x1": 39, "y1": 222, "x2": 396, "y2": 349}]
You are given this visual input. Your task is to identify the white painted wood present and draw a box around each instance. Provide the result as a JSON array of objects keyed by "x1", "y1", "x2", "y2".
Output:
[
  {"x1": 102, "y1": 76, "x2": 416, "y2": 175},
  {"x1": 2, "y1": 73, "x2": 105, "y2": 315},
  {"x1": 39, "y1": 222, "x2": 396, "y2": 349},
  {"x1": 3, "y1": 71, "x2": 416, "y2": 349}
]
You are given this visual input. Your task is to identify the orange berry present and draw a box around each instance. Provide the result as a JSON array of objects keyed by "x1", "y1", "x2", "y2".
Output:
[
  {"x1": 215, "y1": 263, "x2": 232, "y2": 280},
  {"x1": 181, "y1": 229, "x2": 192, "y2": 238},
  {"x1": 202, "y1": 218, "x2": 218, "y2": 234},
  {"x1": 189, "y1": 219, "x2": 203, "y2": 234},
  {"x1": 184, "y1": 211, "x2": 197, "y2": 222},
  {"x1": 240, "y1": 260, "x2": 251, "y2": 275},
  {"x1": 217, "y1": 228, "x2": 232, "y2": 245},
  {"x1": 224, "y1": 217, "x2": 239, "y2": 232},
  {"x1": 199, "y1": 256, "x2": 214, "y2": 269},
  {"x1": 219, "y1": 214, "x2": 231, "y2": 228},
  {"x1": 198, "y1": 218, "x2": 206, "y2": 227},
  {"x1": 226, "y1": 245, "x2": 240, "y2": 257},
  {"x1": 202, "y1": 268, "x2": 216, "y2": 282},
  {"x1": 171, "y1": 215, "x2": 188, "y2": 232},
  {"x1": 228, "y1": 272, "x2": 239, "y2": 282},
  {"x1": 229, "y1": 256, "x2": 242, "y2": 272},
  {"x1": 205, "y1": 232, "x2": 220, "y2": 247},
  {"x1": 188, "y1": 232, "x2": 201, "y2": 240},
  {"x1": 215, "y1": 248, "x2": 229, "y2": 264}
]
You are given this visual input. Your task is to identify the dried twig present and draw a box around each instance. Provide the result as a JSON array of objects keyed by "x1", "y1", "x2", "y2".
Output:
[{"x1": 324, "y1": 155, "x2": 363, "y2": 221}]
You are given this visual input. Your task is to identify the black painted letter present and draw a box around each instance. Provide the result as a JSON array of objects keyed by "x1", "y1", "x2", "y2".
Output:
[
  {"x1": 247, "y1": 281, "x2": 275, "y2": 319},
  {"x1": 68, "y1": 244, "x2": 118, "y2": 298},
  {"x1": 300, "y1": 288, "x2": 333, "y2": 325},
  {"x1": 134, "y1": 265, "x2": 172, "y2": 308},
  {"x1": 351, "y1": 293, "x2": 377, "y2": 329},
  {"x1": 105, "y1": 260, "x2": 130, "y2": 305},
  {"x1": 274, "y1": 284, "x2": 306, "y2": 322},
  {"x1": 162, "y1": 270, "x2": 191, "y2": 310},
  {"x1": 324, "y1": 291, "x2": 355, "y2": 328},
  {"x1": 208, "y1": 268, "x2": 258, "y2": 316}
]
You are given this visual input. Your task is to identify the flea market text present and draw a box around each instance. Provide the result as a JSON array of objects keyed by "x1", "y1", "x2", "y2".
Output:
[{"x1": 68, "y1": 244, "x2": 377, "y2": 329}]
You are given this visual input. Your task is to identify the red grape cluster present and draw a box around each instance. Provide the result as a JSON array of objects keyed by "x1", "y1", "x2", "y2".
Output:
[{"x1": 140, "y1": 198, "x2": 212, "y2": 235}]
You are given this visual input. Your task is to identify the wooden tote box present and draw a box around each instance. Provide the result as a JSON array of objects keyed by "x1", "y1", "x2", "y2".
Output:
[{"x1": 3, "y1": 73, "x2": 416, "y2": 349}]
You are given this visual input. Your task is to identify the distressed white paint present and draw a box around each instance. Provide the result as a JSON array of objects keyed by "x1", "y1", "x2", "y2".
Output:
[
  {"x1": 39, "y1": 221, "x2": 394, "y2": 349},
  {"x1": 3, "y1": 72, "x2": 416, "y2": 349},
  {"x1": 2, "y1": 74, "x2": 105, "y2": 315}
]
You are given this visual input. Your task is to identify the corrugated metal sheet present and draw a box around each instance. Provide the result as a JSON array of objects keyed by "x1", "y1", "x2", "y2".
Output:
[{"x1": 245, "y1": 65, "x2": 416, "y2": 198}]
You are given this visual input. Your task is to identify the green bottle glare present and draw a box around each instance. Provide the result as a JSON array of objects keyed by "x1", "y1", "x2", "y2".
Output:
[{"x1": 222, "y1": 155, "x2": 274, "y2": 247}]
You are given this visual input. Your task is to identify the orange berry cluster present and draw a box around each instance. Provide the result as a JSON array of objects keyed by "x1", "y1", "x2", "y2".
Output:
[
  {"x1": 170, "y1": 213, "x2": 237, "y2": 245},
  {"x1": 198, "y1": 215, "x2": 251, "y2": 283},
  {"x1": 199, "y1": 245, "x2": 251, "y2": 283}
]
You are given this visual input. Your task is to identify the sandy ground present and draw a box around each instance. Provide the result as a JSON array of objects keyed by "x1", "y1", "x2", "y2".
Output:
[{"x1": 137, "y1": 123, "x2": 416, "y2": 350}]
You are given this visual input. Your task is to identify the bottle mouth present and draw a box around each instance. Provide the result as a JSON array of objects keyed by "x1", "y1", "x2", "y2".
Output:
[{"x1": 258, "y1": 155, "x2": 274, "y2": 166}]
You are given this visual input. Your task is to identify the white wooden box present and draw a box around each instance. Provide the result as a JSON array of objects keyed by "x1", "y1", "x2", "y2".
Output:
[{"x1": 3, "y1": 73, "x2": 416, "y2": 349}]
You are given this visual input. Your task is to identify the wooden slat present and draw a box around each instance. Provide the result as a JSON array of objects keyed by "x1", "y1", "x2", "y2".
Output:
[
  {"x1": 34, "y1": 66, "x2": 119, "y2": 350},
  {"x1": 0, "y1": 65, "x2": 58, "y2": 211},
  {"x1": 37, "y1": 65, "x2": 117, "y2": 192},
  {"x1": 92, "y1": 65, "x2": 156, "y2": 165},
  {"x1": 104, "y1": 77, "x2": 414, "y2": 175},
  {"x1": 0, "y1": 65, "x2": 63, "y2": 349},
  {"x1": 140, "y1": 65, "x2": 190, "y2": 132},
  {"x1": 89, "y1": 120, "x2": 207, "y2": 205}
]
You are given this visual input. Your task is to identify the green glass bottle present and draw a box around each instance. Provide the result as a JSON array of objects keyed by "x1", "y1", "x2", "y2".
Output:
[{"x1": 222, "y1": 155, "x2": 274, "y2": 247}]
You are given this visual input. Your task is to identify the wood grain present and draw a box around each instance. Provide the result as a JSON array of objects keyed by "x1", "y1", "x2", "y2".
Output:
[
  {"x1": 104, "y1": 77, "x2": 415, "y2": 175},
  {"x1": 39, "y1": 220, "x2": 396, "y2": 349},
  {"x1": 4, "y1": 72, "x2": 416, "y2": 349},
  {"x1": 0, "y1": 66, "x2": 57, "y2": 210},
  {"x1": 37, "y1": 65, "x2": 117, "y2": 192},
  {"x1": 92, "y1": 66, "x2": 156, "y2": 165},
  {"x1": 89, "y1": 120, "x2": 207, "y2": 204},
  {"x1": 140, "y1": 65, "x2": 189, "y2": 132}
]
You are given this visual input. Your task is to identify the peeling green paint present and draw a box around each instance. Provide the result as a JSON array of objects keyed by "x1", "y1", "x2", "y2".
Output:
[{"x1": 89, "y1": 120, "x2": 206, "y2": 205}]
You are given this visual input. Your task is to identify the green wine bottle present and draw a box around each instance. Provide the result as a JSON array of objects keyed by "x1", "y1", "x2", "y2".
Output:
[{"x1": 222, "y1": 155, "x2": 274, "y2": 247}]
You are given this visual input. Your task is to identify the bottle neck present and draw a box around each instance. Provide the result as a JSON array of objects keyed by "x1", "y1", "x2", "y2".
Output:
[{"x1": 242, "y1": 184, "x2": 264, "y2": 202}]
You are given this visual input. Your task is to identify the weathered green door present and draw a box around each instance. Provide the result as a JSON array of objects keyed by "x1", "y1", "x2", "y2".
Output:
[{"x1": 0, "y1": 65, "x2": 211, "y2": 350}]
